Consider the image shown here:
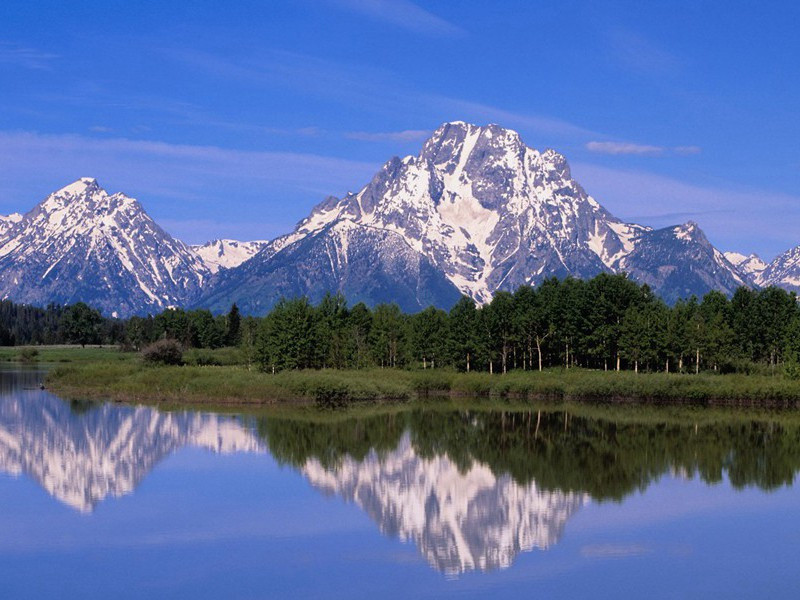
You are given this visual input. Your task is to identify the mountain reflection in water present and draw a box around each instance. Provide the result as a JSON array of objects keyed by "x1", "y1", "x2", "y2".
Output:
[{"x1": 2, "y1": 369, "x2": 800, "y2": 575}]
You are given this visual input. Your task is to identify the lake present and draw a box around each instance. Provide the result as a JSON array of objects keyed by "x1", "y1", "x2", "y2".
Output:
[{"x1": 1, "y1": 367, "x2": 799, "y2": 598}]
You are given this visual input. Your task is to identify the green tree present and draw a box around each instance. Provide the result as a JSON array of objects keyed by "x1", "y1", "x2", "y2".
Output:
[
  {"x1": 370, "y1": 303, "x2": 406, "y2": 368},
  {"x1": 226, "y1": 303, "x2": 241, "y2": 346},
  {"x1": 448, "y1": 296, "x2": 480, "y2": 372},
  {"x1": 60, "y1": 302, "x2": 103, "y2": 347},
  {"x1": 410, "y1": 306, "x2": 448, "y2": 368},
  {"x1": 257, "y1": 297, "x2": 315, "y2": 371}
]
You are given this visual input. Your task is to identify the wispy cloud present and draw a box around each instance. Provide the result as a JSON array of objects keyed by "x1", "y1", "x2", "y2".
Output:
[
  {"x1": 572, "y1": 161, "x2": 800, "y2": 259},
  {"x1": 0, "y1": 130, "x2": 379, "y2": 243},
  {"x1": 586, "y1": 141, "x2": 664, "y2": 156},
  {"x1": 606, "y1": 29, "x2": 681, "y2": 77},
  {"x1": 164, "y1": 48, "x2": 599, "y2": 143},
  {"x1": 345, "y1": 129, "x2": 430, "y2": 142},
  {"x1": 674, "y1": 145, "x2": 702, "y2": 155},
  {"x1": 325, "y1": 0, "x2": 464, "y2": 36},
  {"x1": 438, "y1": 97, "x2": 602, "y2": 140},
  {"x1": 586, "y1": 141, "x2": 702, "y2": 156},
  {"x1": 0, "y1": 42, "x2": 58, "y2": 70}
]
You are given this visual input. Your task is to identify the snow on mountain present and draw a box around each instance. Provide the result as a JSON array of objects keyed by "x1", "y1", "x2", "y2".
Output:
[
  {"x1": 302, "y1": 432, "x2": 586, "y2": 574},
  {"x1": 724, "y1": 251, "x2": 768, "y2": 285},
  {"x1": 0, "y1": 387, "x2": 263, "y2": 513},
  {"x1": 758, "y1": 245, "x2": 800, "y2": 291},
  {"x1": 724, "y1": 251, "x2": 768, "y2": 276},
  {"x1": 0, "y1": 212, "x2": 22, "y2": 237},
  {"x1": 191, "y1": 239, "x2": 269, "y2": 273},
  {"x1": 0, "y1": 178, "x2": 210, "y2": 317},
  {"x1": 616, "y1": 222, "x2": 748, "y2": 303},
  {"x1": 200, "y1": 121, "x2": 745, "y2": 313}
]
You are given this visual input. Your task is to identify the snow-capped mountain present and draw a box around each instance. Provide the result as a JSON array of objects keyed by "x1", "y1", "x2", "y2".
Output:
[
  {"x1": 200, "y1": 121, "x2": 746, "y2": 313},
  {"x1": 191, "y1": 239, "x2": 269, "y2": 273},
  {"x1": 615, "y1": 222, "x2": 748, "y2": 303},
  {"x1": 0, "y1": 178, "x2": 210, "y2": 317},
  {"x1": 302, "y1": 432, "x2": 586, "y2": 574},
  {"x1": 724, "y1": 251, "x2": 768, "y2": 285},
  {"x1": 758, "y1": 245, "x2": 800, "y2": 292}
]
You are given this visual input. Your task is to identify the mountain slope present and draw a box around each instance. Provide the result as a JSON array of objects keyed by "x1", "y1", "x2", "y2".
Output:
[
  {"x1": 201, "y1": 220, "x2": 462, "y2": 314},
  {"x1": 200, "y1": 122, "x2": 745, "y2": 312},
  {"x1": 758, "y1": 245, "x2": 800, "y2": 292},
  {"x1": 617, "y1": 222, "x2": 748, "y2": 303},
  {"x1": 191, "y1": 239, "x2": 269, "y2": 273},
  {"x1": 724, "y1": 251, "x2": 767, "y2": 285},
  {"x1": 0, "y1": 178, "x2": 210, "y2": 317}
]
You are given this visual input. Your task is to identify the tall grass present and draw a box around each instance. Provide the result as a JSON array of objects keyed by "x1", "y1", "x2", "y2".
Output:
[{"x1": 45, "y1": 355, "x2": 800, "y2": 408}]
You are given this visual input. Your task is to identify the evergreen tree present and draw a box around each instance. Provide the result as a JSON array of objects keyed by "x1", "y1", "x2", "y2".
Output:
[{"x1": 226, "y1": 303, "x2": 241, "y2": 346}]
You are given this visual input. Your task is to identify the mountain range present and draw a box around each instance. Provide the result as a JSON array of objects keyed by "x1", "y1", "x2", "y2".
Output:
[{"x1": 1, "y1": 121, "x2": 798, "y2": 316}]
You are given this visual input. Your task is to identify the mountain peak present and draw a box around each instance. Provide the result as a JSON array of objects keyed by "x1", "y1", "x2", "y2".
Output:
[
  {"x1": 55, "y1": 177, "x2": 101, "y2": 197},
  {"x1": 0, "y1": 179, "x2": 209, "y2": 316},
  {"x1": 674, "y1": 221, "x2": 704, "y2": 242}
]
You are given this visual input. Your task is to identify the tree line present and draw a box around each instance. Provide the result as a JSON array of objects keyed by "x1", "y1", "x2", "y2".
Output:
[{"x1": 3, "y1": 273, "x2": 800, "y2": 375}]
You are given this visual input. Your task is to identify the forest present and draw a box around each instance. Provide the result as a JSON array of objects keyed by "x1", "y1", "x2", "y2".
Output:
[{"x1": 5, "y1": 273, "x2": 800, "y2": 376}]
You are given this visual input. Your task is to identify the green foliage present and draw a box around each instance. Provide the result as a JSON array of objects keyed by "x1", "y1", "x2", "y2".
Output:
[
  {"x1": 59, "y1": 302, "x2": 103, "y2": 347},
  {"x1": 3, "y1": 273, "x2": 800, "y2": 377},
  {"x1": 226, "y1": 303, "x2": 241, "y2": 346}
]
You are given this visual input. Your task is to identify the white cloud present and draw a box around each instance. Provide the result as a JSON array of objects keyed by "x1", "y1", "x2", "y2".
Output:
[
  {"x1": 0, "y1": 42, "x2": 58, "y2": 70},
  {"x1": 586, "y1": 141, "x2": 664, "y2": 155},
  {"x1": 572, "y1": 161, "x2": 800, "y2": 259},
  {"x1": 606, "y1": 29, "x2": 681, "y2": 77},
  {"x1": 674, "y1": 145, "x2": 702, "y2": 155},
  {"x1": 346, "y1": 129, "x2": 430, "y2": 142},
  {"x1": 0, "y1": 130, "x2": 380, "y2": 243},
  {"x1": 326, "y1": 0, "x2": 464, "y2": 36},
  {"x1": 586, "y1": 141, "x2": 702, "y2": 156}
]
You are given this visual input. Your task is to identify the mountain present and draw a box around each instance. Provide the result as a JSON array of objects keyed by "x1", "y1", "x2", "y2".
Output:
[
  {"x1": 615, "y1": 222, "x2": 748, "y2": 304},
  {"x1": 191, "y1": 239, "x2": 269, "y2": 274},
  {"x1": 757, "y1": 246, "x2": 800, "y2": 292},
  {"x1": 724, "y1": 251, "x2": 768, "y2": 286},
  {"x1": 302, "y1": 432, "x2": 586, "y2": 574},
  {"x1": 0, "y1": 178, "x2": 210, "y2": 317},
  {"x1": 199, "y1": 121, "x2": 746, "y2": 313}
]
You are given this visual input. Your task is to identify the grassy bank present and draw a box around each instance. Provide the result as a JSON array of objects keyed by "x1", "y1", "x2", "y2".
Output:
[
  {"x1": 0, "y1": 345, "x2": 134, "y2": 364},
  {"x1": 42, "y1": 349, "x2": 800, "y2": 407}
]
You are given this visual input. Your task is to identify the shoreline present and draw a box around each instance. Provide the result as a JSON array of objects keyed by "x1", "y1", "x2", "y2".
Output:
[{"x1": 44, "y1": 360, "x2": 800, "y2": 410}]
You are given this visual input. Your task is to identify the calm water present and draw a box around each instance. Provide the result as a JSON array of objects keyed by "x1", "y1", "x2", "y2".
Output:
[{"x1": 1, "y1": 369, "x2": 800, "y2": 598}]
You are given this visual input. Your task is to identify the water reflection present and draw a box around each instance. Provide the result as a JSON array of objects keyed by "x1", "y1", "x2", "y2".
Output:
[
  {"x1": 2, "y1": 367, "x2": 800, "y2": 575},
  {"x1": 301, "y1": 432, "x2": 586, "y2": 574},
  {"x1": 0, "y1": 371, "x2": 263, "y2": 512}
]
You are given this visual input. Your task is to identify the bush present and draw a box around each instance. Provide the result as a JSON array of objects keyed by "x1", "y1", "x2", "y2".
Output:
[
  {"x1": 141, "y1": 339, "x2": 183, "y2": 366},
  {"x1": 17, "y1": 347, "x2": 39, "y2": 362}
]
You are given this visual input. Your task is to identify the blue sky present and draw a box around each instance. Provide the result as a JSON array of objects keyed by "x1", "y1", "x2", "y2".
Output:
[{"x1": 1, "y1": 0, "x2": 798, "y2": 258}]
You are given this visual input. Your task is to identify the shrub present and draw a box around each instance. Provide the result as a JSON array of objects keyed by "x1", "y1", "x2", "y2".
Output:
[
  {"x1": 17, "y1": 348, "x2": 39, "y2": 362},
  {"x1": 141, "y1": 339, "x2": 183, "y2": 366}
]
